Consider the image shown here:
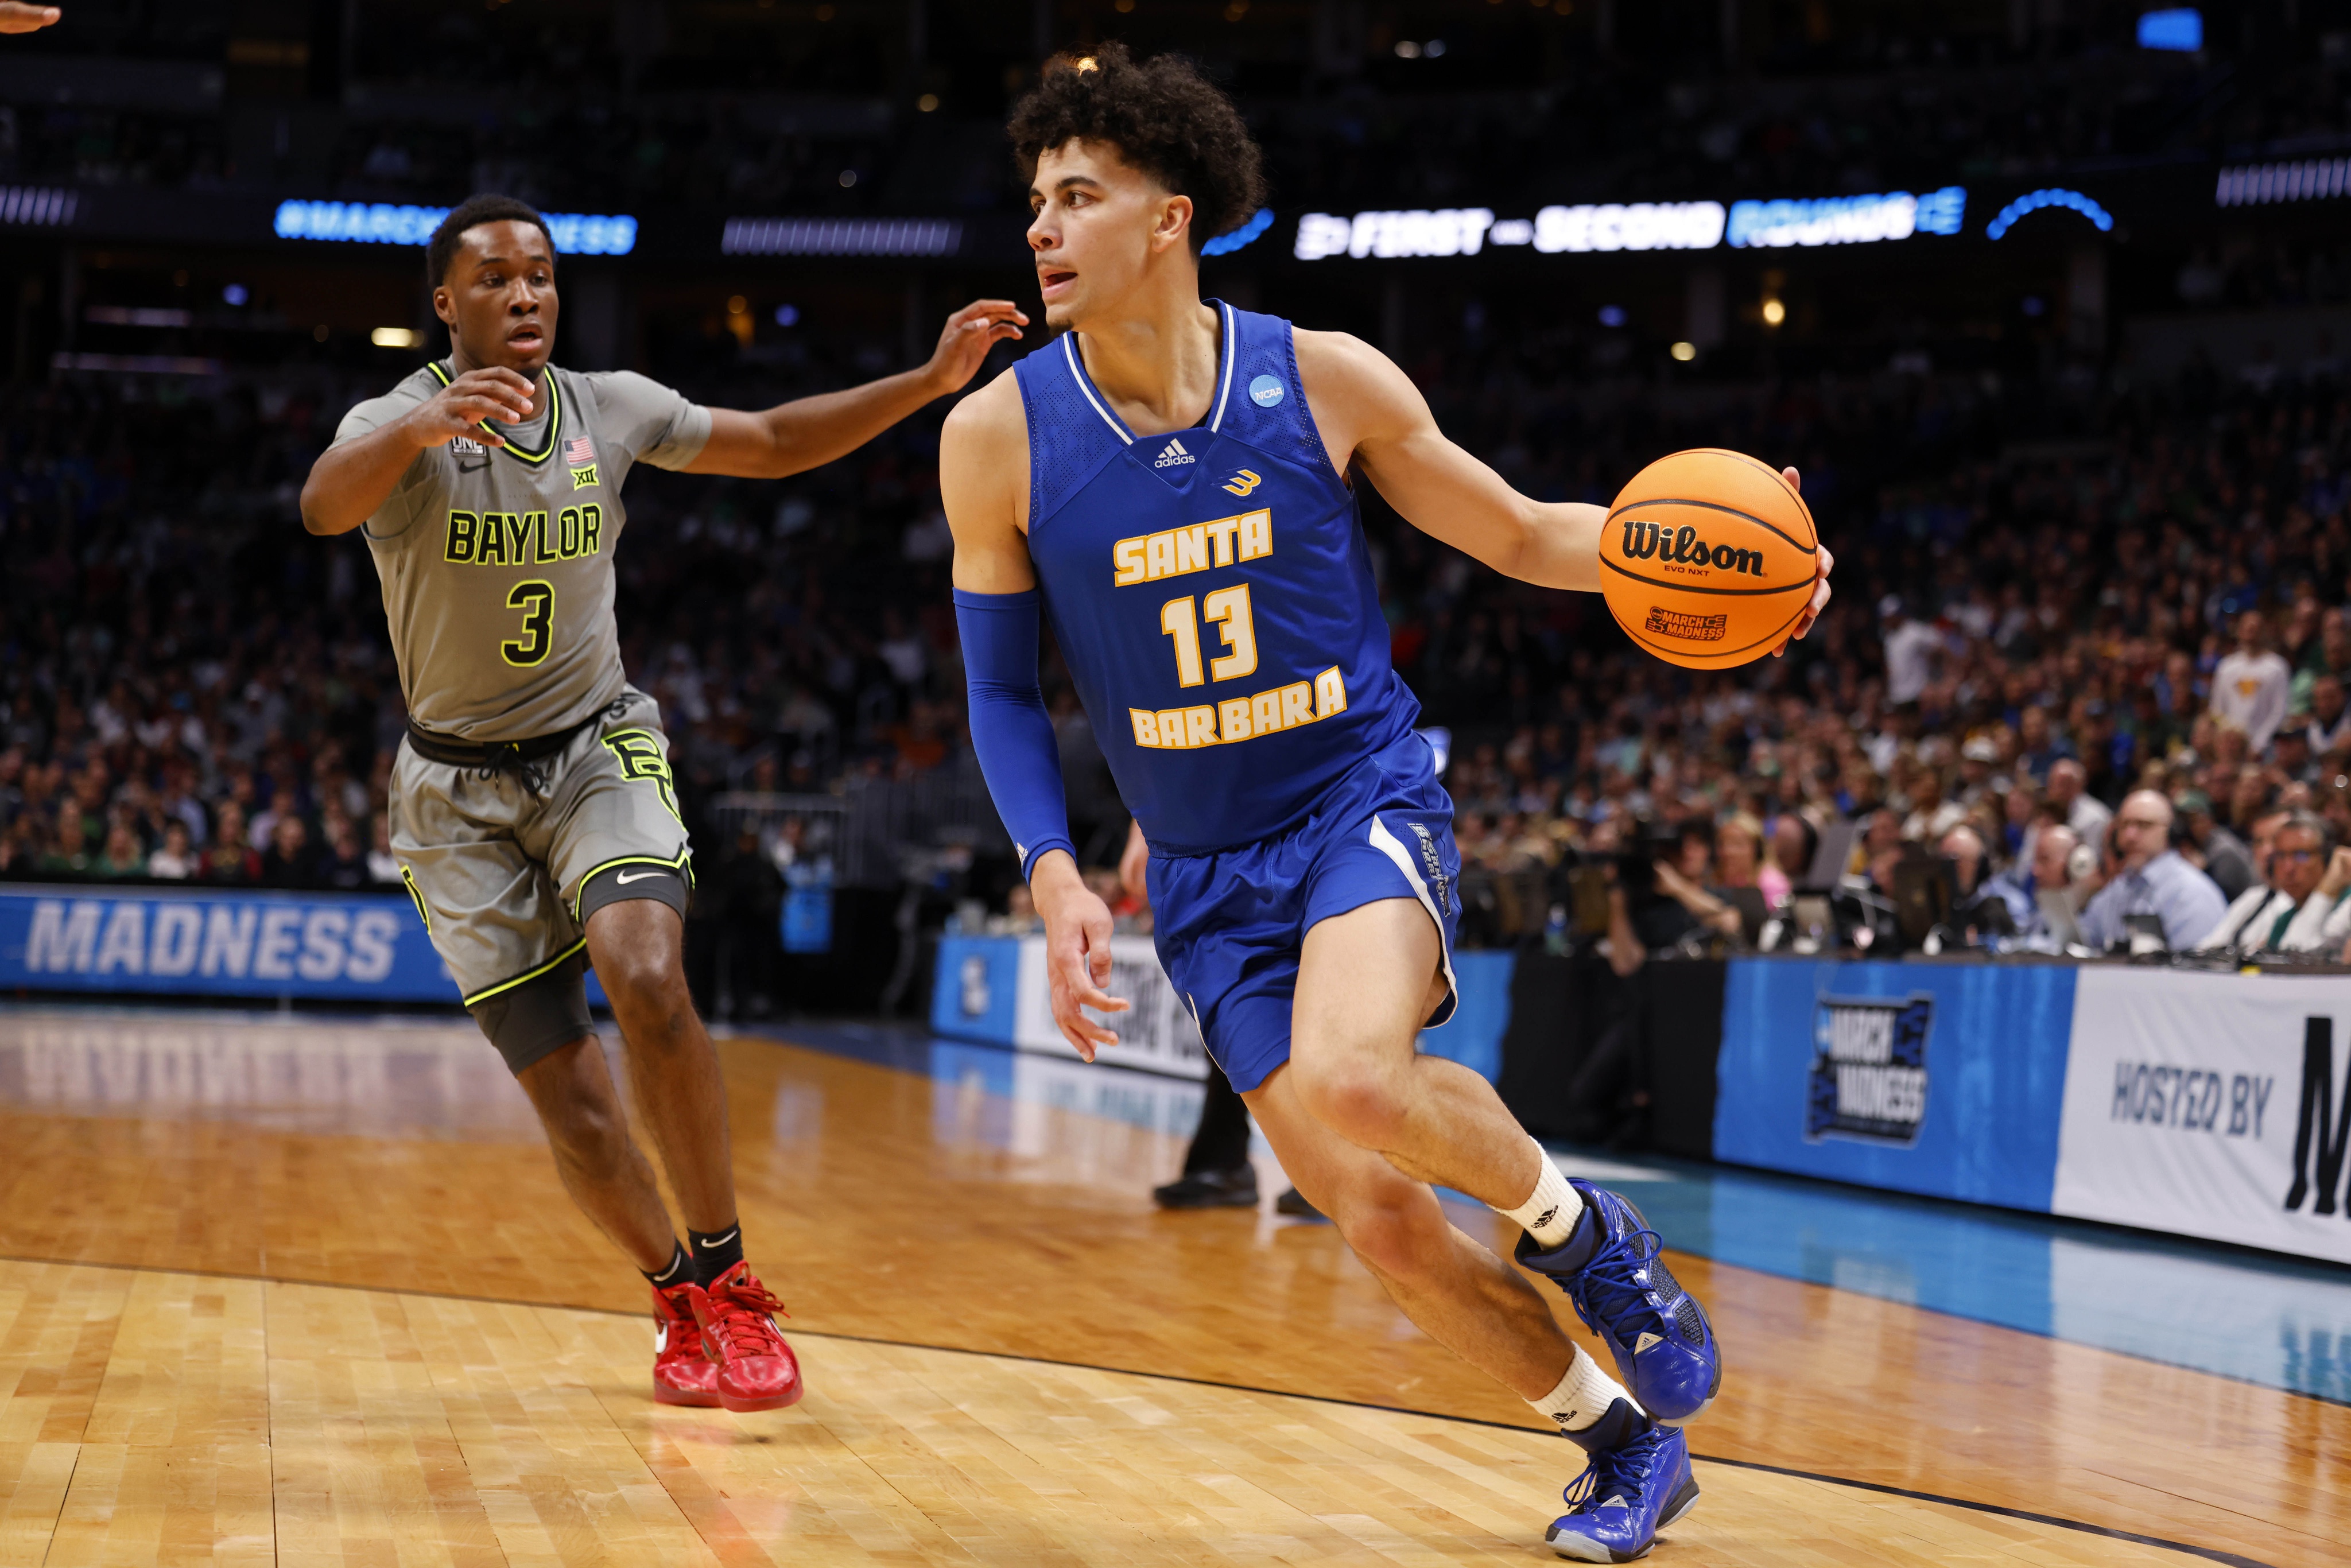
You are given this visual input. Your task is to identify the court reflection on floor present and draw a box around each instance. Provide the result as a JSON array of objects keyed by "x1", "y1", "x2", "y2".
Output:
[{"x1": 0, "y1": 1005, "x2": 2342, "y2": 1566}]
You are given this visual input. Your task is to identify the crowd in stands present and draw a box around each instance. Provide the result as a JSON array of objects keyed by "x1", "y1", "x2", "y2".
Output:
[{"x1": 9, "y1": 289, "x2": 2351, "y2": 969}]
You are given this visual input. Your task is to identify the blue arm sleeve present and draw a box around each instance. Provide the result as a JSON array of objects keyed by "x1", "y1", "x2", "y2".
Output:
[{"x1": 955, "y1": 587, "x2": 1077, "y2": 882}]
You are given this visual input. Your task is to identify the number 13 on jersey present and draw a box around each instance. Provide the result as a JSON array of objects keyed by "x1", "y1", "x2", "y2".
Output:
[{"x1": 1134, "y1": 583, "x2": 1347, "y2": 751}]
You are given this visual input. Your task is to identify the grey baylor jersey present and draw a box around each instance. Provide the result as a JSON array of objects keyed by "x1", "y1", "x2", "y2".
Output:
[{"x1": 334, "y1": 362, "x2": 713, "y2": 742}]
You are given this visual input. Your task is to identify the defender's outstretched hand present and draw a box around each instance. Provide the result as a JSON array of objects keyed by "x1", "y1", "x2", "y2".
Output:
[
  {"x1": 1030, "y1": 852, "x2": 1129, "y2": 1061},
  {"x1": 924, "y1": 301, "x2": 1029, "y2": 395},
  {"x1": 1772, "y1": 466, "x2": 1834, "y2": 657}
]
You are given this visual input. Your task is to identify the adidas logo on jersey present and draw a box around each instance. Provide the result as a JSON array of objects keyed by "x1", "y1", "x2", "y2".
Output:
[{"x1": 1152, "y1": 437, "x2": 1196, "y2": 469}]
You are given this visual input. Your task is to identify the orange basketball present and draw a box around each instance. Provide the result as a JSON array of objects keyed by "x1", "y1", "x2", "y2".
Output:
[{"x1": 1598, "y1": 448, "x2": 1819, "y2": 670}]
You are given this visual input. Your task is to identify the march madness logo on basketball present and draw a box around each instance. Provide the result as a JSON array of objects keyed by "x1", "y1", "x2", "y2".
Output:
[
  {"x1": 1645, "y1": 606, "x2": 1729, "y2": 642},
  {"x1": 1806, "y1": 993, "x2": 1933, "y2": 1145}
]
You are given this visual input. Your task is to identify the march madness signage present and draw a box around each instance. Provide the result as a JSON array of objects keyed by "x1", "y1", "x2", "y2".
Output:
[
  {"x1": 2054, "y1": 968, "x2": 2351, "y2": 1266},
  {"x1": 1806, "y1": 992, "x2": 1933, "y2": 1144},
  {"x1": 0, "y1": 884, "x2": 453, "y2": 1003}
]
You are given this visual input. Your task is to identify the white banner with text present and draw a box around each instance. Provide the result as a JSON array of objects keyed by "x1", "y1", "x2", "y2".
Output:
[{"x1": 2054, "y1": 968, "x2": 2351, "y2": 1265}]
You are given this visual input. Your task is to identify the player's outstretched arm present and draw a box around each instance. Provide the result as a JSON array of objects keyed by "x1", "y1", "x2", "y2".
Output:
[
  {"x1": 0, "y1": 4, "x2": 62, "y2": 33},
  {"x1": 300, "y1": 367, "x2": 537, "y2": 535},
  {"x1": 688, "y1": 301, "x2": 1027, "y2": 480},
  {"x1": 940, "y1": 374, "x2": 1129, "y2": 1059},
  {"x1": 1294, "y1": 329, "x2": 1833, "y2": 653}
]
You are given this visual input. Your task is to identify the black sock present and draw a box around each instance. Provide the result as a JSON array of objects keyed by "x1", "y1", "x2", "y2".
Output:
[
  {"x1": 643, "y1": 1239, "x2": 691, "y2": 1291},
  {"x1": 688, "y1": 1222, "x2": 744, "y2": 1286}
]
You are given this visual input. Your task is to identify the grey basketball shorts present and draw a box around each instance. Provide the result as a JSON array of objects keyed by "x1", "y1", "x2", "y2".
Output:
[{"x1": 390, "y1": 687, "x2": 693, "y2": 1073}]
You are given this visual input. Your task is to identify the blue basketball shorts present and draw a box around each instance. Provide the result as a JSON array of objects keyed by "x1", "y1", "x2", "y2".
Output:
[{"x1": 1147, "y1": 733, "x2": 1462, "y2": 1094}]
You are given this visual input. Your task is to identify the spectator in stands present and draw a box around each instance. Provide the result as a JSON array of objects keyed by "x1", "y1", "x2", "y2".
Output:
[
  {"x1": 201, "y1": 804, "x2": 261, "y2": 884},
  {"x1": 2197, "y1": 807, "x2": 2292, "y2": 952},
  {"x1": 2251, "y1": 813, "x2": 2348, "y2": 952},
  {"x1": 1768, "y1": 814, "x2": 1818, "y2": 894},
  {"x1": 2177, "y1": 789, "x2": 2257, "y2": 901},
  {"x1": 366, "y1": 814, "x2": 403, "y2": 886},
  {"x1": 1716, "y1": 813, "x2": 1786, "y2": 909},
  {"x1": 259, "y1": 816, "x2": 319, "y2": 890},
  {"x1": 2211, "y1": 610, "x2": 2294, "y2": 754},
  {"x1": 95, "y1": 821, "x2": 146, "y2": 879},
  {"x1": 2044, "y1": 760, "x2": 2113, "y2": 856},
  {"x1": 2015, "y1": 706, "x2": 2073, "y2": 785},
  {"x1": 2276, "y1": 725, "x2": 2320, "y2": 786},
  {"x1": 1880, "y1": 596, "x2": 1941, "y2": 708},
  {"x1": 2305, "y1": 673, "x2": 2351, "y2": 756},
  {"x1": 38, "y1": 809, "x2": 92, "y2": 879},
  {"x1": 2077, "y1": 791, "x2": 2228, "y2": 950},
  {"x1": 319, "y1": 817, "x2": 371, "y2": 892},
  {"x1": 148, "y1": 821, "x2": 196, "y2": 881},
  {"x1": 1986, "y1": 822, "x2": 2074, "y2": 942},
  {"x1": 1935, "y1": 824, "x2": 2006, "y2": 942}
]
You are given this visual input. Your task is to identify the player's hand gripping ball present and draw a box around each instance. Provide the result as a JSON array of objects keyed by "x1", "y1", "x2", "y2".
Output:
[{"x1": 1599, "y1": 449, "x2": 1819, "y2": 669}]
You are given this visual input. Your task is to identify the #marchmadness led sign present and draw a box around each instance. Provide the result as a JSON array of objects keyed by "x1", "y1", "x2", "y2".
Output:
[
  {"x1": 273, "y1": 201, "x2": 638, "y2": 255},
  {"x1": 1294, "y1": 188, "x2": 1966, "y2": 261}
]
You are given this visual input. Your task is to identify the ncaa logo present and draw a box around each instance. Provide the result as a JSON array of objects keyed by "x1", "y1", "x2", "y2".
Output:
[
  {"x1": 1248, "y1": 374, "x2": 1285, "y2": 407},
  {"x1": 1806, "y1": 993, "x2": 1932, "y2": 1145},
  {"x1": 959, "y1": 954, "x2": 992, "y2": 1018}
]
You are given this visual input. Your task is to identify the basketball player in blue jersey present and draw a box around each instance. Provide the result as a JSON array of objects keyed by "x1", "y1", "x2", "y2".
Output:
[{"x1": 944, "y1": 48, "x2": 1830, "y2": 1563}]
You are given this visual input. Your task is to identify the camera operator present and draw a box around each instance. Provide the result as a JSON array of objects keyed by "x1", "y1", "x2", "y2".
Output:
[
  {"x1": 1564, "y1": 820, "x2": 1735, "y2": 1147},
  {"x1": 1608, "y1": 821, "x2": 1741, "y2": 967}
]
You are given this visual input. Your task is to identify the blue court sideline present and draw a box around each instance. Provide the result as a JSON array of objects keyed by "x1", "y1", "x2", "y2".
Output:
[{"x1": 765, "y1": 1020, "x2": 2351, "y2": 1406}]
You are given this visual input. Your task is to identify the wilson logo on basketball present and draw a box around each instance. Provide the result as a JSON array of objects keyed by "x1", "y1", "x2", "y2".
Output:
[
  {"x1": 1644, "y1": 606, "x2": 1728, "y2": 642},
  {"x1": 1620, "y1": 517, "x2": 1767, "y2": 576}
]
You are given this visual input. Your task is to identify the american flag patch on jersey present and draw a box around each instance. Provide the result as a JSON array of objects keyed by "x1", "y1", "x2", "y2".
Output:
[{"x1": 564, "y1": 436, "x2": 596, "y2": 467}]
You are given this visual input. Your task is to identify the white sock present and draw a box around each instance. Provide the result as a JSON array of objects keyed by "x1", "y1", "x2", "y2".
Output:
[
  {"x1": 1528, "y1": 1347, "x2": 1638, "y2": 1434},
  {"x1": 1495, "y1": 1140, "x2": 1582, "y2": 1249}
]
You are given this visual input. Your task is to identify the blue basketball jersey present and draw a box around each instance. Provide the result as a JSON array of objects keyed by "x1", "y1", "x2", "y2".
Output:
[{"x1": 1014, "y1": 302, "x2": 1422, "y2": 854}]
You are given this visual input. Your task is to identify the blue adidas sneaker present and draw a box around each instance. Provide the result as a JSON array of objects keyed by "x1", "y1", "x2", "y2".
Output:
[
  {"x1": 1545, "y1": 1423, "x2": 1699, "y2": 1563},
  {"x1": 1515, "y1": 1181, "x2": 1720, "y2": 1425}
]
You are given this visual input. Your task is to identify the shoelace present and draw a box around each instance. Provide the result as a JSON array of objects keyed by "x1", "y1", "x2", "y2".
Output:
[
  {"x1": 654, "y1": 1289, "x2": 700, "y2": 1346},
  {"x1": 1565, "y1": 1217, "x2": 1671, "y2": 1342},
  {"x1": 706, "y1": 1277, "x2": 792, "y2": 1358},
  {"x1": 1561, "y1": 1425, "x2": 1666, "y2": 1515}
]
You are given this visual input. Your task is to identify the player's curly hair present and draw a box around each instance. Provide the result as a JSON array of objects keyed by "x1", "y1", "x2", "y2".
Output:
[
  {"x1": 1007, "y1": 43, "x2": 1268, "y2": 251},
  {"x1": 425, "y1": 195, "x2": 554, "y2": 287}
]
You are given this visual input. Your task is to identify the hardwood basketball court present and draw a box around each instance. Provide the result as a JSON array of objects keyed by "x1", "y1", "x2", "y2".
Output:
[{"x1": 0, "y1": 1006, "x2": 2341, "y2": 1566}]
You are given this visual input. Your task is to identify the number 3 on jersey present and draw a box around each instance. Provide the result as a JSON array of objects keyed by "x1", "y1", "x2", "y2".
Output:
[
  {"x1": 1160, "y1": 585, "x2": 1257, "y2": 688},
  {"x1": 501, "y1": 580, "x2": 554, "y2": 666}
]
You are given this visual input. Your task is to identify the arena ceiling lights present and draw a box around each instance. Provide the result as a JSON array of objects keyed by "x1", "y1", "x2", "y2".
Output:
[
  {"x1": 2216, "y1": 158, "x2": 2351, "y2": 208},
  {"x1": 1983, "y1": 188, "x2": 2114, "y2": 240},
  {"x1": 273, "y1": 201, "x2": 638, "y2": 255},
  {"x1": 721, "y1": 216, "x2": 963, "y2": 257},
  {"x1": 1293, "y1": 187, "x2": 1966, "y2": 261},
  {"x1": 0, "y1": 186, "x2": 78, "y2": 228}
]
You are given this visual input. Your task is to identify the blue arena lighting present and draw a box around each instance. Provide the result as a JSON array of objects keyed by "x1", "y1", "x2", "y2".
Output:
[
  {"x1": 273, "y1": 201, "x2": 638, "y2": 255},
  {"x1": 2137, "y1": 8, "x2": 2202, "y2": 51},
  {"x1": 1202, "y1": 208, "x2": 1275, "y2": 257},
  {"x1": 1984, "y1": 188, "x2": 2115, "y2": 240}
]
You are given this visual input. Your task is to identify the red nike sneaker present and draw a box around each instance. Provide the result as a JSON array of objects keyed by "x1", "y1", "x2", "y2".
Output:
[
  {"x1": 652, "y1": 1281, "x2": 721, "y2": 1407},
  {"x1": 687, "y1": 1262, "x2": 804, "y2": 1413}
]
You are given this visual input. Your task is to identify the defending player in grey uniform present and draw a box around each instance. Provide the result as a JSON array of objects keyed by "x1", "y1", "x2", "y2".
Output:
[{"x1": 300, "y1": 193, "x2": 1026, "y2": 1414}]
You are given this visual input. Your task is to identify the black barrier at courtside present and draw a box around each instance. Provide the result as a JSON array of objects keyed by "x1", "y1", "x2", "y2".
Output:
[{"x1": 1494, "y1": 954, "x2": 1725, "y2": 1158}]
